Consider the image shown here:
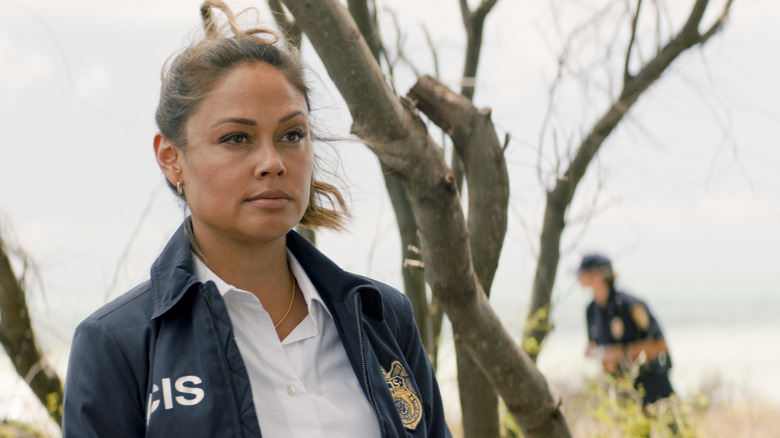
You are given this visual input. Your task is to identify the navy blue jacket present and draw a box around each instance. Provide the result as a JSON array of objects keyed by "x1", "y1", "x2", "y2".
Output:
[
  {"x1": 63, "y1": 224, "x2": 451, "y2": 437},
  {"x1": 586, "y1": 287, "x2": 674, "y2": 404}
]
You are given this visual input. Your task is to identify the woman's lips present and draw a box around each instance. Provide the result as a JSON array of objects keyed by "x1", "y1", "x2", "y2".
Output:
[{"x1": 246, "y1": 190, "x2": 291, "y2": 209}]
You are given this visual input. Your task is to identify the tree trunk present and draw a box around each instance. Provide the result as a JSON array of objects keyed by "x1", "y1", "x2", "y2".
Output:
[
  {"x1": 0, "y1": 236, "x2": 63, "y2": 426},
  {"x1": 455, "y1": 343, "x2": 499, "y2": 437},
  {"x1": 412, "y1": 75, "x2": 507, "y2": 438},
  {"x1": 381, "y1": 164, "x2": 434, "y2": 353},
  {"x1": 452, "y1": 2, "x2": 501, "y2": 435},
  {"x1": 346, "y1": 0, "x2": 435, "y2": 355}
]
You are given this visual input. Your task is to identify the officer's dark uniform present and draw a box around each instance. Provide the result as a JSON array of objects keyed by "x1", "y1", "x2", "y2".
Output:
[{"x1": 586, "y1": 286, "x2": 675, "y2": 405}]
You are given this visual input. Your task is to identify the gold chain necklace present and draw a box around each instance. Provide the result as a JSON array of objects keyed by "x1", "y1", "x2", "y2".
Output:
[{"x1": 274, "y1": 269, "x2": 296, "y2": 329}]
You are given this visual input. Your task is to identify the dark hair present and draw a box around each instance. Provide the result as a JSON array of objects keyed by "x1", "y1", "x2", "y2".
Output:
[
  {"x1": 578, "y1": 253, "x2": 616, "y2": 287},
  {"x1": 155, "y1": 0, "x2": 348, "y2": 230}
]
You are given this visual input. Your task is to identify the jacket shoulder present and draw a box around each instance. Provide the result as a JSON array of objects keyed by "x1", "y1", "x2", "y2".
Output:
[
  {"x1": 65, "y1": 281, "x2": 154, "y2": 437},
  {"x1": 82, "y1": 280, "x2": 155, "y2": 329},
  {"x1": 614, "y1": 289, "x2": 648, "y2": 310},
  {"x1": 362, "y1": 276, "x2": 413, "y2": 318}
]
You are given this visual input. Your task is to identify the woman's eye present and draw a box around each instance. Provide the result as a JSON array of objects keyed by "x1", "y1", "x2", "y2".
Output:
[
  {"x1": 221, "y1": 133, "x2": 249, "y2": 145},
  {"x1": 281, "y1": 129, "x2": 307, "y2": 143}
]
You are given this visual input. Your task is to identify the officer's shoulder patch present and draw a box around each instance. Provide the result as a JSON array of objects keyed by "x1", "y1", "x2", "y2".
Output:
[
  {"x1": 631, "y1": 303, "x2": 650, "y2": 331},
  {"x1": 382, "y1": 360, "x2": 422, "y2": 430}
]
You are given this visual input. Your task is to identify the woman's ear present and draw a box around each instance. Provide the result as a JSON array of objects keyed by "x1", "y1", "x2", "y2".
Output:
[{"x1": 154, "y1": 133, "x2": 182, "y2": 185}]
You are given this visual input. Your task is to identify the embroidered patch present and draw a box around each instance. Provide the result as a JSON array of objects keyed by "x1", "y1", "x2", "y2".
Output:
[
  {"x1": 610, "y1": 317, "x2": 625, "y2": 340},
  {"x1": 382, "y1": 360, "x2": 422, "y2": 430},
  {"x1": 631, "y1": 304, "x2": 650, "y2": 331}
]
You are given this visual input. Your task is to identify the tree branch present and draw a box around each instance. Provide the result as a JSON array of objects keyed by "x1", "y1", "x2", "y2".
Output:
[
  {"x1": 458, "y1": 0, "x2": 499, "y2": 100},
  {"x1": 267, "y1": 0, "x2": 302, "y2": 48},
  {"x1": 411, "y1": 74, "x2": 509, "y2": 438},
  {"x1": 408, "y1": 75, "x2": 508, "y2": 292},
  {"x1": 623, "y1": 0, "x2": 643, "y2": 82},
  {"x1": 347, "y1": 0, "x2": 383, "y2": 60},
  {"x1": 0, "y1": 234, "x2": 63, "y2": 426},
  {"x1": 701, "y1": 0, "x2": 734, "y2": 41}
]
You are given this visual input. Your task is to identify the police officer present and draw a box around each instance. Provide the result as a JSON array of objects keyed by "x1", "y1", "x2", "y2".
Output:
[{"x1": 578, "y1": 254, "x2": 674, "y2": 406}]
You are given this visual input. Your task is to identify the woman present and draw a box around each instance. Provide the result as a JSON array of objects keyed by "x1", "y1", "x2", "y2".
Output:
[
  {"x1": 577, "y1": 253, "x2": 674, "y2": 407},
  {"x1": 62, "y1": 2, "x2": 450, "y2": 437}
]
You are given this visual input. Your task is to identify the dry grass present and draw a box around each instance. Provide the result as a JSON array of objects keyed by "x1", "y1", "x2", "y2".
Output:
[
  {"x1": 554, "y1": 376, "x2": 780, "y2": 438},
  {"x1": 563, "y1": 398, "x2": 780, "y2": 438},
  {"x1": 691, "y1": 400, "x2": 780, "y2": 438}
]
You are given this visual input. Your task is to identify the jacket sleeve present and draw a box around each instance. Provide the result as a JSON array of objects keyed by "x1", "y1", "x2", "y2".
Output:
[
  {"x1": 397, "y1": 294, "x2": 452, "y2": 438},
  {"x1": 63, "y1": 317, "x2": 146, "y2": 438}
]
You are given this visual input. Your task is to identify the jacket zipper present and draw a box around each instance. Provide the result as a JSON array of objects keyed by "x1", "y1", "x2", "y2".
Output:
[
  {"x1": 354, "y1": 294, "x2": 385, "y2": 438},
  {"x1": 202, "y1": 290, "x2": 248, "y2": 438}
]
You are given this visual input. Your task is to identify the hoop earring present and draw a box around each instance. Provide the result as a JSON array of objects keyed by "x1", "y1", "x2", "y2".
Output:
[{"x1": 177, "y1": 181, "x2": 183, "y2": 197}]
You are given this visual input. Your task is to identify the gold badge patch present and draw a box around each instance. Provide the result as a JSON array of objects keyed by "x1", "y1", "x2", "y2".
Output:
[
  {"x1": 631, "y1": 304, "x2": 650, "y2": 331},
  {"x1": 610, "y1": 317, "x2": 625, "y2": 340},
  {"x1": 382, "y1": 360, "x2": 422, "y2": 430}
]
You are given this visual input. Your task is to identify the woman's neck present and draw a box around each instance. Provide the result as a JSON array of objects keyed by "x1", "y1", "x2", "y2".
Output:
[
  {"x1": 194, "y1": 227, "x2": 292, "y2": 301},
  {"x1": 593, "y1": 282, "x2": 611, "y2": 308}
]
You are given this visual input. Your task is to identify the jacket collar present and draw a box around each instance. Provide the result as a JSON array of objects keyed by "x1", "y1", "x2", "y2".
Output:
[
  {"x1": 150, "y1": 223, "x2": 200, "y2": 319},
  {"x1": 150, "y1": 222, "x2": 383, "y2": 320},
  {"x1": 286, "y1": 231, "x2": 383, "y2": 321}
]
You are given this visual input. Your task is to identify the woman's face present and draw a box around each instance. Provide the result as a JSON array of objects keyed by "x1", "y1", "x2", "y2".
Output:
[
  {"x1": 577, "y1": 270, "x2": 600, "y2": 289},
  {"x1": 156, "y1": 62, "x2": 313, "y2": 248},
  {"x1": 578, "y1": 269, "x2": 611, "y2": 302}
]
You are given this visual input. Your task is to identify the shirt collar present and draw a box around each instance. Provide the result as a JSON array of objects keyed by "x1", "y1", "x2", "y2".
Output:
[
  {"x1": 287, "y1": 250, "x2": 329, "y2": 316},
  {"x1": 190, "y1": 249, "x2": 330, "y2": 317},
  {"x1": 191, "y1": 254, "x2": 231, "y2": 297}
]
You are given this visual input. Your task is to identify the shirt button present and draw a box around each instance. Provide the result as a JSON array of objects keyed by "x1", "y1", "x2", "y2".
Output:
[{"x1": 286, "y1": 385, "x2": 296, "y2": 396}]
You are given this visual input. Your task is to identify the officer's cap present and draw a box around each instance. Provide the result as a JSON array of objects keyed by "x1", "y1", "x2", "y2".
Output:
[{"x1": 578, "y1": 254, "x2": 613, "y2": 275}]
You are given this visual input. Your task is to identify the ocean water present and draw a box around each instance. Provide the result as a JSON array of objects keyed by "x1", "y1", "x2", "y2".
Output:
[
  {"x1": 510, "y1": 275, "x2": 780, "y2": 405},
  {"x1": 1, "y1": 273, "x2": 778, "y2": 435}
]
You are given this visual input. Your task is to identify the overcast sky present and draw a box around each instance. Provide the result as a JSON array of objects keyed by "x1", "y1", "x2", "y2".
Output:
[
  {"x1": 1, "y1": 0, "x2": 778, "y2": 338},
  {"x1": 1, "y1": 1, "x2": 780, "y2": 431}
]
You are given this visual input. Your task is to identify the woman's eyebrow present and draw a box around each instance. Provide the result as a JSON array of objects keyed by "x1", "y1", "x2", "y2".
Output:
[
  {"x1": 210, "y1": 111, "x2": 305, "y2": 128},
  {"x1": 210, "y1": 117, "x2": 256, "y2": 128},
  {"x1": 278, "y1": 111, "x2": 305, "y2": 123}
]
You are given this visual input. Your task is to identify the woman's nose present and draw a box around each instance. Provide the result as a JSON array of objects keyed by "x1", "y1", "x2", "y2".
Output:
[{"x1": 253, "y1": 142, "x2": 286, "y2": 178}]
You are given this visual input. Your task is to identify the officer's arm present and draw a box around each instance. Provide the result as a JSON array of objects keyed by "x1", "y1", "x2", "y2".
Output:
[
  {"x1": 625, "y1": 301, "x2": 669, "y2": 362},
  {"x1": 625, "y1": 337, "x2": 669, "y2": 363},
  {"x1": 584, "y1": 341, "x2": 601, "y2": 358}
]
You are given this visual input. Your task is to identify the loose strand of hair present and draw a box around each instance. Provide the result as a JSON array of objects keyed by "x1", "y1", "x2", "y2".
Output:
[
  {"x1": 201, "y1": 0, "x2": 278, "y2": 44},
  {"x1": 200, "y1": 1, "x2": 219, "y2": 37},
  {"x1": 302, "y1": 180, "x2": 350, "y2": 231}
]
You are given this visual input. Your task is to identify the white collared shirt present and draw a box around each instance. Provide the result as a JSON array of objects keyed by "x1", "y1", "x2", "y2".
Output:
[{"x1": 193, "y1": 251, "x2": 380, "y2": 438}]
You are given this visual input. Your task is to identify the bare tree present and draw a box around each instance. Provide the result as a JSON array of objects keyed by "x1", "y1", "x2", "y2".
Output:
[
  {"x1": 279, "y1": 1, "x2": 570, "y2": 436},
  {"x1": 523, "y1": 0, "x2": 734, "y2": 362},
  {"x1": 450, "y1": 2, "x2": 504, "y2": 437},
  {"x1": 346, "y1": 1, "x2": 504, "y2": 435},
  {"x1": 0, "y1": 229, "x2": 63, "y2": 427},
  {"x1": 345, "y1": 0, "x2": 436, "y2": 360}
]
